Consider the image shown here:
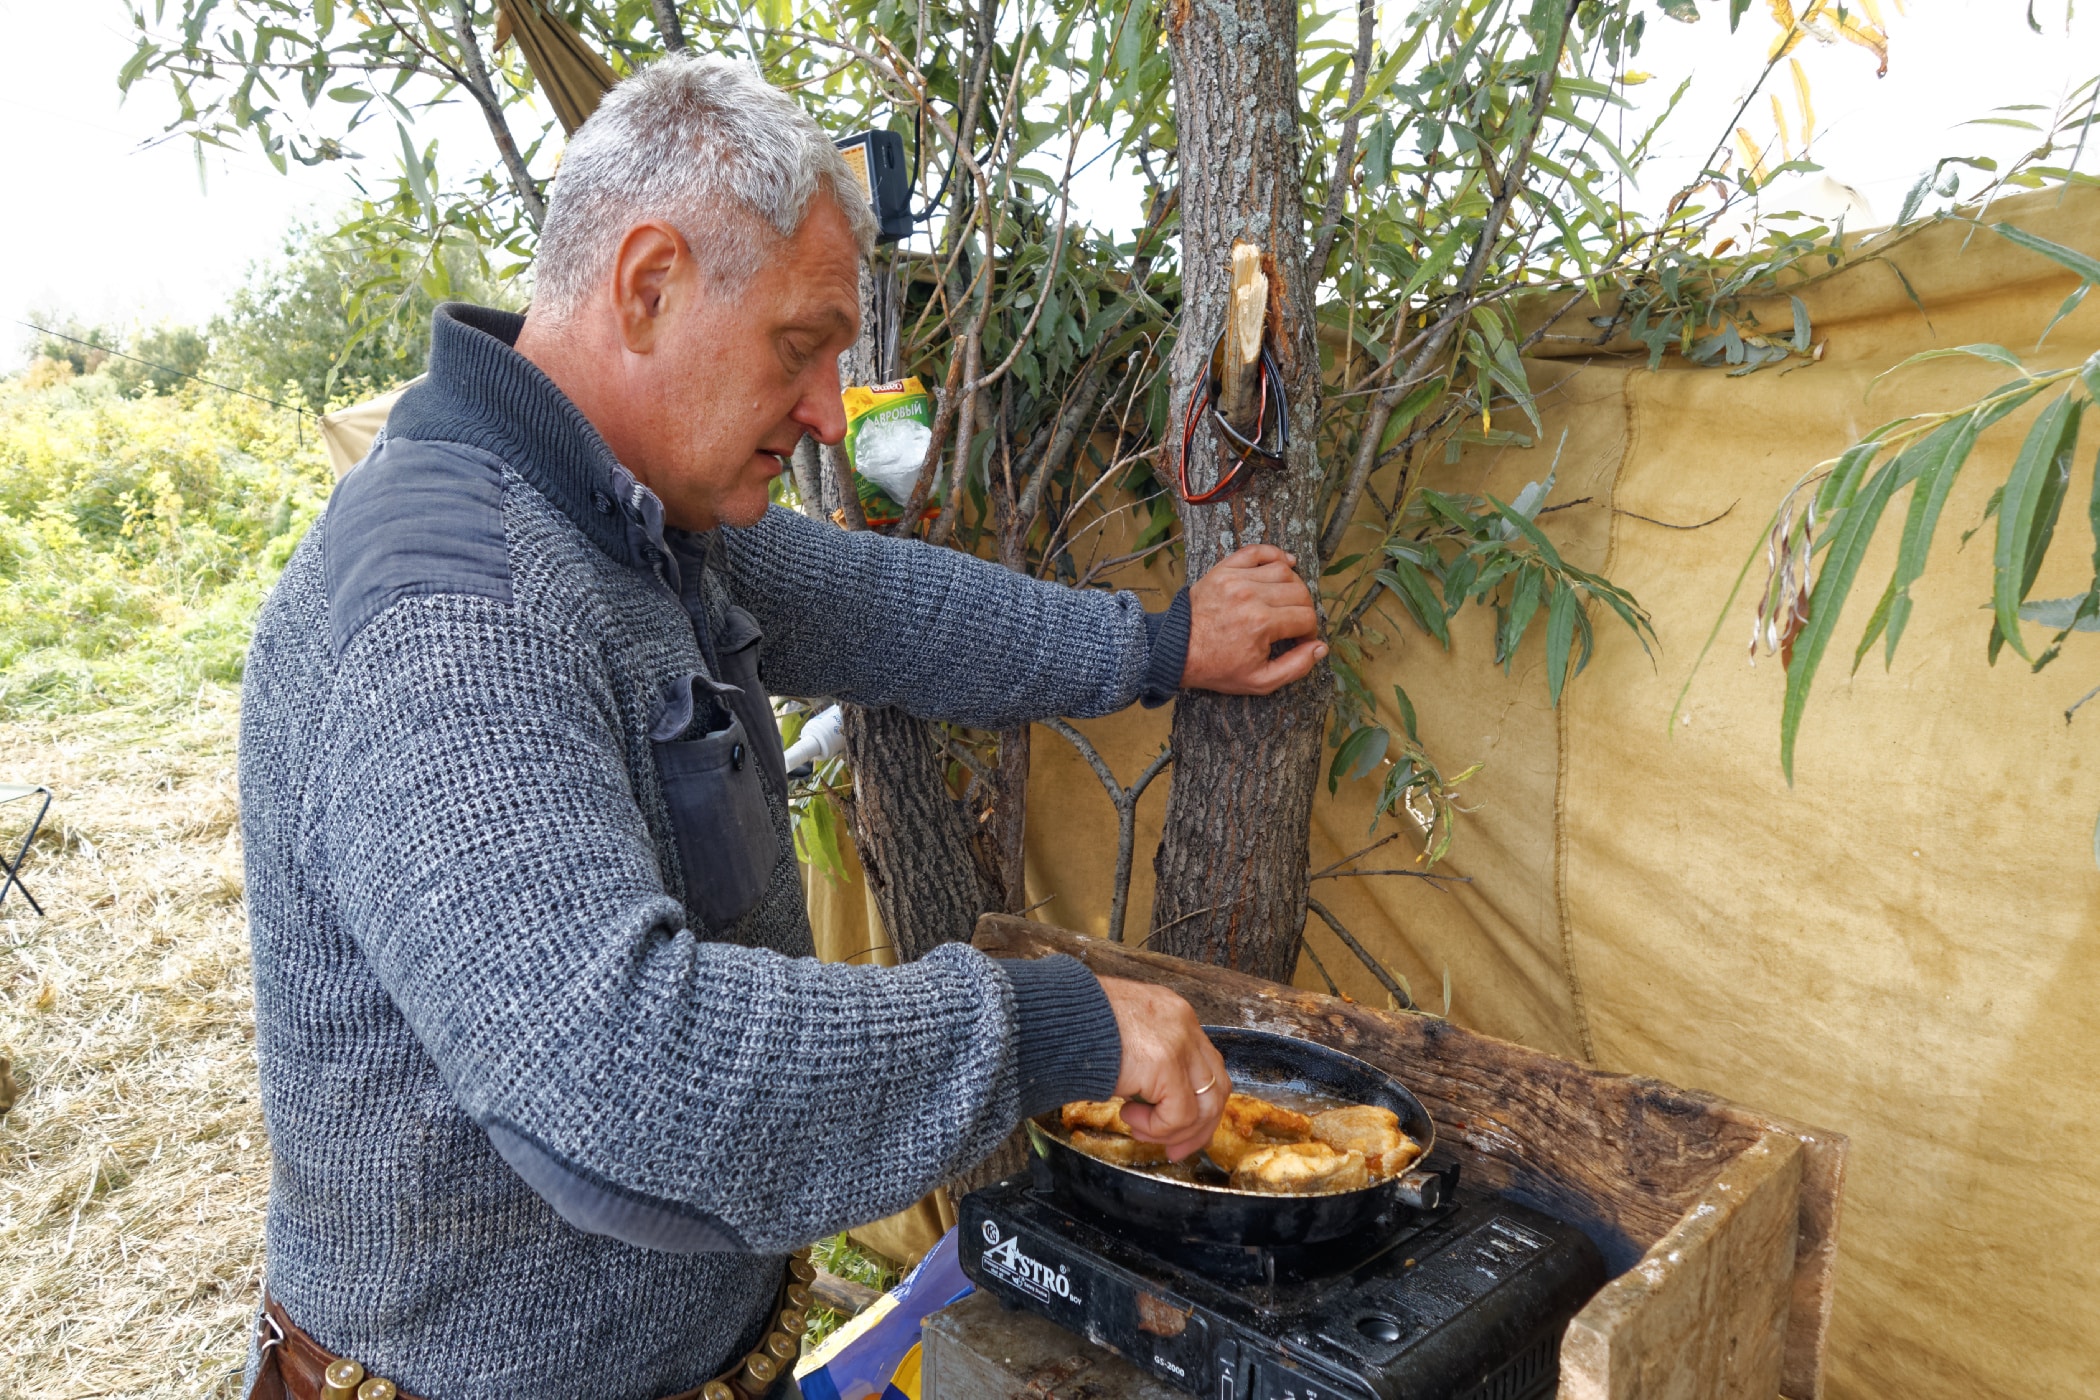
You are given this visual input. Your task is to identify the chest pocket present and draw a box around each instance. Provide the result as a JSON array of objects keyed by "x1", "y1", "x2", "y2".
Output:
[{"x1": 649, "y1": 623, "x2": 781, "y2": 932}]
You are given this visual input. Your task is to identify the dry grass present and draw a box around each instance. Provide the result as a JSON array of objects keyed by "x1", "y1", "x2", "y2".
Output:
[{"x1": 0, "y1": 687, "x2": 264, "y2": 1400}]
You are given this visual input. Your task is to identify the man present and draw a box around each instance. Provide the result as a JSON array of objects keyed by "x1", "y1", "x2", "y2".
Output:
[{"x1": 239, "y1": 54, "x2": 1326, "y2": 1400}]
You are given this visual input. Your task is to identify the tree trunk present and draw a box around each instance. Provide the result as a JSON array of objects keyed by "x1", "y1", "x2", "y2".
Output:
[
  {"x1": 837, "y1": 706, "x2": 1001, "y2": 961},
  {"x1": 1146, "y1": 0, "x2": 1328, "y2": 984},
  {"x1": 821, "y1": 256, "x2": 1007, "y2": 960}
]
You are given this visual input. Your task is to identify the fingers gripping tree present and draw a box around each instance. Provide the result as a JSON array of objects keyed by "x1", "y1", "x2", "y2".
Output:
[{"x1": 1148, "y1": 0, "x2": 1330, "y2": 981}]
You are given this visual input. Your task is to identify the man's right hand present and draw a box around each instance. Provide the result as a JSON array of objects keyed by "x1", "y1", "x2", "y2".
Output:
[{"x1": 1098, "y1": 977, "x2": 1231, "y2": 1161}]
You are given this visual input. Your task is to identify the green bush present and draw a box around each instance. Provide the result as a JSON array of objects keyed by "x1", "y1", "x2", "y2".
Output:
[
  {"x1": 210, "y1": 218, "x2": 519, "y2": 411},
  {"x1": 0, "y1": 370, "x2": 330, "y2": 716}
]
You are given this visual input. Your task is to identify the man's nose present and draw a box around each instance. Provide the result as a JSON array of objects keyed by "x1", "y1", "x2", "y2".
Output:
[{"x1": 794, "y1": 362, "x2": 848, "y2": 445}]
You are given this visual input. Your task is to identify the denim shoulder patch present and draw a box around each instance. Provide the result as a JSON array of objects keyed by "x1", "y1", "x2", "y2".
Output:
[
  {"x1": 484, "y1": 1119, "x2": 751, "y2": 1253},
  {"x1": 323, "y1": 437, "x2": 514, "y2": 657}
]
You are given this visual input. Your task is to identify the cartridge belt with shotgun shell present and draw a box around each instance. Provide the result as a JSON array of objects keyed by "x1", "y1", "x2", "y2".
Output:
[
  {"x1": 252, "y1": 1247, "x2": 817, "y2": 1400},
  {"x1": 701, "y1": 1247, "x2": 818, "y2": 1400}
]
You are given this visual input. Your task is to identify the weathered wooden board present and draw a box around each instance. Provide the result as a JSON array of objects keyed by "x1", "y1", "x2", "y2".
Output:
[
  {"x1": 1560, "y1": 1129, "x2": 1803, "y2": 1400},
  {"x1": 923, "y1": 1291, "x2": 1184, "y2": 1400},
  {"x1": 971, "y1": 915, "x2": 1846, "y2": 1399}
]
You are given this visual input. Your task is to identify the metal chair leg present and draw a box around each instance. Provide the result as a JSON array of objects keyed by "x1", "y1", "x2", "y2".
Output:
[{"x1": 0, "y1": 789, "x2": 49, "y2": 917}]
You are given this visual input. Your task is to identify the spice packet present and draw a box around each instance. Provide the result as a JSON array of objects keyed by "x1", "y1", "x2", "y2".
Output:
[{"x1": 842, "y1": 378, "x2": 936, "y2": 526}]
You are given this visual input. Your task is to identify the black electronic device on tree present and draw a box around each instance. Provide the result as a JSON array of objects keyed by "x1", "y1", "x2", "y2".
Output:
[{"x1": 833, "y1": 129, "x2": 914, "y2": 244}]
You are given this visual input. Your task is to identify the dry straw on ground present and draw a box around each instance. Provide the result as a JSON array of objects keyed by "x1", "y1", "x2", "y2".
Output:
[{"x1": 0, "y1": 689, "x2": 264, "y2": 1400}]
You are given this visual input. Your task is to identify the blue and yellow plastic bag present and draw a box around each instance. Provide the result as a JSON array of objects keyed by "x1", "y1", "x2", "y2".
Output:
[{"x1": 795, "y1": 1228, "x2": 972, "y2": 1400}]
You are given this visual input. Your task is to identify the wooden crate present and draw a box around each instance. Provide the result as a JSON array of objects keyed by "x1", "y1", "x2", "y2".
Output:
[{"x1": 944, "y1": 917, "x2": 1847, "y2": 1400}]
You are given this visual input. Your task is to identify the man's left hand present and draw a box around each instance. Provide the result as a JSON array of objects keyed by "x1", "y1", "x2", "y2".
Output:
[{"x1": 1182, "y1": 544, "x2": 1326, "y2": 695}]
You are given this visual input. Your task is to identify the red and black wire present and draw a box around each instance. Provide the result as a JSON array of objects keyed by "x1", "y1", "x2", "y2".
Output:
[{"x1": 1178, "y1": 328, "x2": 1290, "y2": 505}]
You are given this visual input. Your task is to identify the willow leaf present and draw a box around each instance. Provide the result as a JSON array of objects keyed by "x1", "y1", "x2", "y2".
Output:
[
  {"x1": 1782, "y1": 453, "x2": 1906, "y2": 782},
  {"x1": 1544, "y1": 581, "x2": 1578, "y2": 707},
  {"x1": 1992, "y1": 392, "x2": 2084, "y2": 662},
  {"x1": 1868, "y1": 343, "x2": 2026, "y2": 395},
  {"x1": 1992, "y1": 221, "x2": 2100, "y2": 286},
  {"x1": 1501, "y1": 562, "x2": 1545, "y2": 668},
  {"x1": 1393, "y1": 685, "x2": 1420, "y2": 744},
  {"x1": 1482, "y1": 493, "x2": 1569, "y2": 569},
  {"x1": 1376, "y1": 564, "x2": 1450, "y2": 646},
  {"x1": 1877, "y1": 412, "x2": 1985, "y2": 666}
]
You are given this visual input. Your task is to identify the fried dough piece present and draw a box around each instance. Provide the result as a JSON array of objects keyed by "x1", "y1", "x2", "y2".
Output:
[
  {"x1": 1230, "y1": 1141, "x2": 1369, "y2": 1195},
  {"x1": 1220, "y1": 1092, "x2": 1314, "y2": 1142},
  {"x1": 1062, "y1": 1098, "x2": 1135, "y2": 1135},
  {"x1": 1205, "y1": 1092, "x2": 1313, "y2": 1171},
  {"x1": 1206, "y1": 1120, "x2": 1258, "y2": 1172},
  {"x1": 1310, "y1": 1105, "x2": 1424, "y2": 1180},
  {"x1": 1068, "y1": 1128, "x2": 1169, "y2": 1168}
]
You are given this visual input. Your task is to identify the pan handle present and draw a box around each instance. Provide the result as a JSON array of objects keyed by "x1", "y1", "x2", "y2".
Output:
[{"x1": 1394, "y1": 1167, "x2": 1444, "y2": 1211}]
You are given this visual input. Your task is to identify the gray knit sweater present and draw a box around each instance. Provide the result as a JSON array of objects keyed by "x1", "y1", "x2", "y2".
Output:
[{"x1": 237, "y1": 304, "x2": 1182, "y2": 1398}]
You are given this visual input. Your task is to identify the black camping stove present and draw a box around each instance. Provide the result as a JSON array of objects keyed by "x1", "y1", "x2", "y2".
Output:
[{"x1": 957, "y1": 1161, "x2": 1604, "y2": 1400}]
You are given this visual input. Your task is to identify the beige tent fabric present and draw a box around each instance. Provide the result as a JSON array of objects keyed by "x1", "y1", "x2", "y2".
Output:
[
  {"x1": 319, "y1": 379, "x2": 419, "y2": 478},
  {"x1": 494, "y1": 1, "x2": 617, "y2": 136},
  {"x1": 813, "y1": 186, "x2": 2100, "y2": 1395}
]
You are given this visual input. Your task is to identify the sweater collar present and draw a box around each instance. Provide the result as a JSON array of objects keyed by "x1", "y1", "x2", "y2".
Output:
[{"x1": 387, "y1": 302, "x2": 662, "y2": 571}]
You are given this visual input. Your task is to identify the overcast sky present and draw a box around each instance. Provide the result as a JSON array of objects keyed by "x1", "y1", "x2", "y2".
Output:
[{"x1": 2, "y1": 1, "x2": 2096, "y2": 375}]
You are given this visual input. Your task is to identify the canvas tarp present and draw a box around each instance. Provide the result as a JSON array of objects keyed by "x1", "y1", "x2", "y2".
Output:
[
  {"x1": 808, "y1": 185, "x2": 2100, "y2": 1396},
  {"x1": 319, "y1": 378, "x2": 419, "y2": 478}
]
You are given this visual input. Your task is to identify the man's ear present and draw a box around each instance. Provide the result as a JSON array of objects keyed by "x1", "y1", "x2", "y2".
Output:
[{"x1": 609, "y1": 221, "x2": 693, "y2": 354}]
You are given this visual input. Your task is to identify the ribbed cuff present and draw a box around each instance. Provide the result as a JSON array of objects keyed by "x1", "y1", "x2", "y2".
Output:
[
  {"x1": 1001, "y1": 953, "x2": 1122, "y2": 1119},
  {"x1": 1139, "y1": 588, "x2": 1192, "y2": 708}
]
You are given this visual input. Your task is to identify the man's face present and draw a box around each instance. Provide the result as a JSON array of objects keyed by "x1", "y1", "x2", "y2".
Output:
[{"x1": 629, "y1": 198, "x2": 862, "y2": 532}]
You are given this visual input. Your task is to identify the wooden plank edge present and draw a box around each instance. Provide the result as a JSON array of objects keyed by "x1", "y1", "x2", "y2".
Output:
[{"x1": 1558, "y1": 1129, "x2": 1803, "y2": 1400}]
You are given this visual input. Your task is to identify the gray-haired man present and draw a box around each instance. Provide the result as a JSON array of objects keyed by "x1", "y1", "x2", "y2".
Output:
[{"x1": 239, "y1": 54, "x2": 1324, "y2": 1400}]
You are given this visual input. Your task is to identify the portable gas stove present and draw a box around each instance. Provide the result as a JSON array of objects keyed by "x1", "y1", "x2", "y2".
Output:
[{"x1": 957, "y1": 1159, "x2": 1605, "y2": 1400}]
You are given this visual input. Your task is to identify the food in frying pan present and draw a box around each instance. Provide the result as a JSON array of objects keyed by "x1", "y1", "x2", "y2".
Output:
[
  {"x1": 1206, "y1": 1092, "x2": 1316, "y2": 1171},
  {"x1": 1057, "y1": 1090, "x2": 1420, "y2": 1194},
  {"x1": 1230, "y1": 1141, "x2": 1370, "y2": 1194},
  {"x1": 1062, "y1": 1099, "x2": 1140, "y2": 1135},
  {"x1": 1310, "y1": 1105, "x2": 1424, "y2": 1179},
  {"x1": 1067, "y1": 1128, "x2": 1168, "y2": 1167}
]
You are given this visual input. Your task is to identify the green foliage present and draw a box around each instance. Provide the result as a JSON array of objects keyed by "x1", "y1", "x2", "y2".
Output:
[
  {"x1": 118, "y1": 0, "x2": 2076, "y2": 871},
  {"x1": 210, "y1": 218, "x2": 518, "y2": 410},
  {"x1": 26, "y1": 316, "x2": 123, "y2": 379},
  {"x1": 1683, "y1": 212, "x2": 2100, "y2": 821},
  {"x1": 0, "y1": 370, "x2": 331, "y2": 716},
  {"x1": 109, "y1": 324, "x2": 213, "y2": 398}
]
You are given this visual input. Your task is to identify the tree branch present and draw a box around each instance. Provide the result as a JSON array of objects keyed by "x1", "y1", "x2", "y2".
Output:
[
  {"x1": 430, "y1": 0, "x2": 545, "y2": 226},
  {"x1": 1316, "y1": 0, "x2": 1578, "y2": 561},
  {"x1": 651, "y1": 0, "x2": 688, "y2": 51},
  {"x1": 1307, "y1": 0, "x2": 1375, "y2": 282},
  {"x1": 1044, "y1": 720, "x2": 1172, "y2": 945},
  {"x1": 1306, "y1": 896, "x2": 1415, "y2": 1010}
]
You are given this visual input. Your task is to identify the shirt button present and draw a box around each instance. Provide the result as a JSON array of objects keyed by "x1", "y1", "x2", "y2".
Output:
[
  {"x1": 592, "y1": 491, "x2": 613, "y2": 514},
  {"x1": 732, "y1": 743, "x2": 746, "y2": 771}
]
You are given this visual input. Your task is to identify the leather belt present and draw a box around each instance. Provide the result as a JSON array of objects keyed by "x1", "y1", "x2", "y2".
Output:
[{"x1": 248, "y1": 1249, "x2": 817, "y2": 1400}]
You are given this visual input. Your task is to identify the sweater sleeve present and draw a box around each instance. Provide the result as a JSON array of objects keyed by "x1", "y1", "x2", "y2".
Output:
[
  {"x1": 316, "y1": 594, "x2": 1119, "y2": 1254},
  {"x1": 715, "y1": 506, "x2": 1183, "y2": 724}
]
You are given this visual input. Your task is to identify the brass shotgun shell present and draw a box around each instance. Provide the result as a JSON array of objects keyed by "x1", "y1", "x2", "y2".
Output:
[
  {"x1": 319, "y1": 1360, "x2": 365, "y2": 1400},
  {"x1": 356, "y1": 1381, "x2": 397, "y2": 1400},
  {"x1": 787, "y1": 1254, "x2": 816, "y2": 1284},
  {"x1": 765, "y1": 1331, "x2": 797, "y2": 1363},
  {"x1": 779, "y1": 1308, "x2": 807, "y2": 1336},
  {"x1": 741, "y1": 1352, "x2": 779, "y2": 1386},
  {"x1": 703, "y1": 1383, "x2": 737, "y2": 1400},
  {"x1": 784, "y1": 1284, "x2": 812, "y2": 1312}
]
